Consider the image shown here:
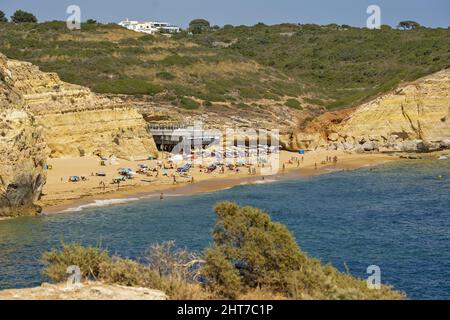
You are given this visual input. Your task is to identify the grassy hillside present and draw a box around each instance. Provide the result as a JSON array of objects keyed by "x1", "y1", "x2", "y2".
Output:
[
  {"x1": 0, "y1": 21, "x2": 449, "y2": 110},
  {"x1": 195, "y1": 23, "x2": 450, "y2": 109}
]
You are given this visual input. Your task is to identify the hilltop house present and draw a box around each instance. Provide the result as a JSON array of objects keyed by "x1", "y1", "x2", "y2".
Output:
[{"x1": 118, "y1": 19, "x2": 181, "y2": 34}]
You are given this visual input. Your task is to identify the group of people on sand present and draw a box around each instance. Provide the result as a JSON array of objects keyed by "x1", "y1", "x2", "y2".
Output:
[
  {"x1": 281, "y1": 154, "x2": 339, "y2": 171},
  {"x1": 282, "y1": 156, "x2": 303, "y2": 173},
  {"x1": 315, "y1": 155, "x2": 339, "y2": 170},
  {"x1": 325, "y1": 155, "x2": 338, "y2": 163}
]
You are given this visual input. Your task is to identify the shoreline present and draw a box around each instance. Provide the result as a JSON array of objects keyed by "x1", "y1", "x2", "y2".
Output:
[{"x1": 40, "y1": 151, "x2": 400, "y2": 215}]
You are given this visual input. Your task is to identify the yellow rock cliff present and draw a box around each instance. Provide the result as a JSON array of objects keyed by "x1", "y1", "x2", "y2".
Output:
[{"x1": 1, "y1": 53, "x2": 158, "y2": 160}]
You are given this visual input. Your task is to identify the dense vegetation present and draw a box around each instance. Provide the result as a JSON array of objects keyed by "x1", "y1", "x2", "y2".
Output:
[
  {"x1": 0, "y1": 20, "x2": 449, "y2": 110},
  {"x1": 196, "y1": 23, "x2": 450, "y2": 109},
  {"x1": 10, "y1": 10, "x2": 37, "y2": 23},
  {"x1": 0, "y1": 11, "x2": 7, "y2": 23},
  {"x1": 42, "y1": 202, "x2": 405, "y2": 300}
]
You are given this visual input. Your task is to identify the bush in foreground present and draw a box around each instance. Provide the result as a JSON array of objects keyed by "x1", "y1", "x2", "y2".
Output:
[
  {"x1": 202, "y1": 202, "x2": 405, "y2": 299},
  {"x1": 42, "y1": 203, "x2": 405, "y2": 300}
]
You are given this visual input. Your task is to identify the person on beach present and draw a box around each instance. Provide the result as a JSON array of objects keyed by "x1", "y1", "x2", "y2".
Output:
[
  {"x1": 160, "y1": 193, "x2": 164, "y2": 200},
  {"x1": 99, "y1": 181, "x2": 106, "y2": 191},
  {"x1": 282, "y1": 163, "x2": 286, "y2": 173},
  {"x1": 315, "y1": 162, "x2": 318, "y2": 170}
]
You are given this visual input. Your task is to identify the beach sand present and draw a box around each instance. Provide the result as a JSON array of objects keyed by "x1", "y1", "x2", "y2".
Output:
[{"x1": 38, "y1": 150, "x2": 398, "y2": 214}]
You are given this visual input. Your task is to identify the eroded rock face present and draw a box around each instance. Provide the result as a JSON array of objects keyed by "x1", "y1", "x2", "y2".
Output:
[
  {"x1": 297, "y1": 70, "x2": 450, "y2": 152},
  {"x1": 0, "y1": 77, "x2": 46, "y2": 217},
  {"x1": 1, "y1": 53, "x2": 158, "y2": 160},
  {"x1": 335, "y1": 70, "x2": 450, "y2": 151},
  {"x1": 0, "y1": 52, "x2": 158, "y2": 216}
]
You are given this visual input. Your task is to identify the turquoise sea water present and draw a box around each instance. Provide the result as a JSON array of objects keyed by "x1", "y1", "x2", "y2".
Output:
[{"x1": 0, "y1": 159, "x2": 449, "y2": 299}]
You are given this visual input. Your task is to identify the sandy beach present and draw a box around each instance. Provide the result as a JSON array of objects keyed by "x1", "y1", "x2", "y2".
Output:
[{"x1": 37, "y1": 150, "x2": 399, "y2": 214}]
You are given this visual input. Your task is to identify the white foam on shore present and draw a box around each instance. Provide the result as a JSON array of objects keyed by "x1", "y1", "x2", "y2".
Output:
[
  {"x1": 61, "y1": 198, "x2": 140, "y2": 212},
  {"x1": 240, "y1": 179, "x2": 277, "y2": 186},
  {"x1": 253, "y1": 179, "x2": 277, "y2": 184}
]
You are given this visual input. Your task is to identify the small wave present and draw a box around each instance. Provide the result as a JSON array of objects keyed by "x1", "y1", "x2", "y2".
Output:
[
  {"x1": 62, "y1": 198, "x2": 140, "y2": 212},
  {"x1": 251, "y1": 179, "x2": 277, "y2": 184}
]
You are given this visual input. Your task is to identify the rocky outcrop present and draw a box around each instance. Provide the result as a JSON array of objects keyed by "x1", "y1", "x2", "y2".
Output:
[
  {"x1": 1, "y1": 53, "x2": 158, "y2": 160},
  {"x1": 0, "y1": 282, "x2": 167, "y2": 300},
  {"x1": 0, "y1": 52, "x2": 158, "y2": 216},
  {"x1": 132, "y1": 96, "x2": 322, "y2": 152},
  {"x1": 297, "y1": 70, "x2": 450, "y2": 152},
  {"x1": 0, "y1": 75, "x2": 46, "y2": 217}
]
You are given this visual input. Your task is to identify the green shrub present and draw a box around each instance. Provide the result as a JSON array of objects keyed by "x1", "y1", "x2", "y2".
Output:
[
  {"x1": 93, "y1": 79, "x2": 163, "y2": 95},
  {"x1": 161, "y1": 54, "x2": 195, "y2": 66},
  {"x1": 236, "y1": 102, "x2": 250, "y2": 109},
  {"x1": 0, "y1": 10, "x2": 7, "y2": 23},
  {"x1": 41, "y1": 242, "x2": 209, "y2": 300},
  {"x1": 238, "y1": 86, "x2": 262, "y2": 99},
  {"x1": 201, "y1": 202, "x2": 406, "y2": 300},
  {"x1": 304, "y1": 97, "x2": 325, "y2": 106},
  {"x1": 11, "y1": 10, "x2": 37, "y2": 23},
  {"x1": 42, "y1": 244, "x2": 111, "y2": 282},
  {"x1": 180, "y1": 97, "x2": 200, "y2": 109},
  {"x1": 99, "y1": 257, "x2": 162, "y2": 288},
  {"x1": 285, "y1": 98, "x2": 302, "y2": 109},
  {"x1": 156, "y1": 71, "x2": 176, "y2": 80},
  {"x1": 202, "y1": 247, "x2": 241, "y2": 299},
  {"x1": 263, "y1": 92, "x2": 281, "y2": 101}
]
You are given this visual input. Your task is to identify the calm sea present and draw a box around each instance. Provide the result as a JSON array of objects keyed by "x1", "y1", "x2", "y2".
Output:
[{"x1": 0, "y1": 159, "x2": 449, "y2": 299}]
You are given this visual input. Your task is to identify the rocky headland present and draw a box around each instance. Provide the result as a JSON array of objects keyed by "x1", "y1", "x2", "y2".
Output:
[
  {"x1": 294, "y1": 70, "x2": 450, "y2": 152},
  {"x1": 0, "y1": 53, "x2": 158, "y2": 216}
]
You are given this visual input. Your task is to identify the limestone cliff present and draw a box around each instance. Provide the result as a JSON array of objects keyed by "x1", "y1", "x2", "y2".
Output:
[
  {"x1": 0, "y1": 282, "x2": 167, "y2": 300},
  {"x1": 297, "y1": 70, "x2": 450, "y2": 152},
  {"x1": 0, "y1": 52, "x2": 158, "y2": 216},
  {"x1": 0, "y1": 75, "x2": 46, "y2": 217},
  {"x1": 0, "y1": 53, "x2": 158, "y2": 160}
]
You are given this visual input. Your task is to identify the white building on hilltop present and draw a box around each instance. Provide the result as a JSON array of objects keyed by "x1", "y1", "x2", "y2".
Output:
[{"x1": 118, "y1": 19, "x2": 181, "y2": 34}]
